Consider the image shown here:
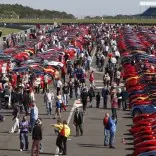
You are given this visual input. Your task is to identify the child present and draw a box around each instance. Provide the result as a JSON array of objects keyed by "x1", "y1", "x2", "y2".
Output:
[{"x1": 96, "y1": 92, "x2": 101, "y2": 108}]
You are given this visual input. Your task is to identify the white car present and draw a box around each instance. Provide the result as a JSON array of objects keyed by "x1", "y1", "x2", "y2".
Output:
[{"x1": 45, "y1": 60, "x2": 64, "y2": 68}]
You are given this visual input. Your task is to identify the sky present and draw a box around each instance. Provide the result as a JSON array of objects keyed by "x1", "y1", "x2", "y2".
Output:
[{"x1": 1, "y1": 0, "x2": 156, "y2": 17}]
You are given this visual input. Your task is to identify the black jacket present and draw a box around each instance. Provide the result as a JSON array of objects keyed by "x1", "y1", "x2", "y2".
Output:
[
  {"x1": 81, "y1": 91, "x2": 88, "y2": 102},
  {"x1": 32, "y1": 125, "x2": 42, "y2": 140},
  {"x1": 62, "y1": 86, "x2": 69, "y2": 94},
  {"x1": 23, "y1": 92, "x2": 30, "y2": 105},
  {"x1": 74, "y1": 112, "x2": 83, "y2": 125}
]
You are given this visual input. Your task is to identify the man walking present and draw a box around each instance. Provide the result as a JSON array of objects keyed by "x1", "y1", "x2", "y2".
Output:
[
  {"x1": 80, "y1": 87, "x2": 88, "y2": 113},
  {"x1": 101, "y1": 86, "x2": 109, "y2": 109},
  {"x1": 108, "y1": 115, "x2": 117, "y2": 148},
  {"x1": 19, "y1": 116, "x2": 29, "y2": 151},
  {"x1": 30, "y1": 102, "x2": 38, "y2": 132},
  {"x1": 103, "y1": 113, "x2": 110, "y2": 146},
  {"x1": 121, "y1": 87, "x2": 129, "y2": 111},
  {"x1": 73, "y1": 108, "x2": 83, "y2": 136},
  {"x1": 59, "y1": 120, "x2": 70, "y2": 155},
  {"x1": 31, "y1": 120, "x2": 43, "y2": 156},
  {"x1": 56, "y1": 78, "x2": 62, "y2": 95},
  {"x1": 62, "y1": 82, "x2": 69, "y2": 106},
  {"x1": 44, "y1": 89, "x2": 54, "y2": 115},
  {"x1": 88, "y1": 87, "x2": 95, "y2": 108}
]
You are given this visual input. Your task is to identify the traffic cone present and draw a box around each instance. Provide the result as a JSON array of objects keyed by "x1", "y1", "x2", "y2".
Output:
[{"x1": 121, "y1": 138, "x2": 126, "y2": 144}]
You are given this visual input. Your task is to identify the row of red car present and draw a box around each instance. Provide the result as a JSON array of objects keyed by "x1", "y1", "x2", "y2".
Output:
[
  {"x1": 118, "y1": 26, "x2": 156, "y2": 156},
  {"x1": 0, "y1": 25, "x2": 93, "y2": 85}
]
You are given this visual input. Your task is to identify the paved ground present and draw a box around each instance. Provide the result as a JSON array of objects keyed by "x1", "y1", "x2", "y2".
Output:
[{"x1": 0, "y1": 49, "x2": 134, "y2": 156}]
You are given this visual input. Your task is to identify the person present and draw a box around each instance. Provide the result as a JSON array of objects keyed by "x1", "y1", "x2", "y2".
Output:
[
  {"x1": 117, "y1": 88, "x2": 122, "y2": 110},
  {"x1": 31, "y1": 119, "x2": 43, "y2": 156},
  {"x1": 88, "y1": 87, "x2": 95, "y2": 108},
  {"x1": 44, "y1": 89, "x2": 54, "y2": 115},
  {"x1": 61, "y1": 66, "x2": 67, "y2": 83},
  {"x1": 34, "y1": 76, "x2": 41, "y2": 94},
  {"x1": 62, "y1": 83, "x2": 69, "y2": 106},
  {"x1": 103, "y1": 113, "x2": 110, "y2": 146},
  {"x1": 80, "y1": 87, "x2": 88, "y2": 113},
  {"x1": 101, "y1": 86, "x2": 109, "y2": 109},
  {"x1": 99, "y1": 55, "x2": 105, "y2": 72},
  {"x1": 108, "y1": 115, "x2": 117, "y2": 148},
  {"x1": 89, "y1": 71, "x2": 95, "y2": 87},
  {"x1": 43, "y1": 74, "x2": 49, "y2": 93},
  {"x1": 53, "y1": 96, "x2": 61, "y2": 119},
  {"x1": 114, "y1": 50, "x2": 120, "y2": 63},
  {"x1": 121, "y1": 87, "x2": 129, "y2": 111},
  {"x1": 73, "y1": 108, "x2": 83, "y2": 136},
  {"x1": 37, "y1": 118, "x2": 43, "y2": 153},
  {"x1": 29, "y1": 88, "x2": 35, "y2": 102},
  {"x1": 19, "y1": 116, "x2": 29, "y2": 151},
  {"x1": 56, "y1": 78, "x2": 62, "y2": 95},
  {"x1": 9, "y1": 105, "x2": 20, "y2": 133},
  {"x1": 96, "y1": 92, "x2": 101, "y2": 108},
  {"x1": 22, "y1": 89, "x2": 30, "y2": 116},
  {"x1": 116, "y1": 70, "x2": 121, "y2": 86},
  {"x1": 74, "y1": 78, "x2": 80, "y2": 99},
  {"x1": 68, "y1": 78, "x2": 74, "y2": 99},
  {"x1": 58, "y1": 120, "x2": 70, "y2": 155},
  {"x1": 30, "y1": 102, "x2": 38, "y2": 132},
  {"x1": 9, "y1": 114, "x2": 20, "y2": 133},
  {"x1": 51, "y1": 119, "x2": 63, "y2": 155},
  {"x1": 111, "y1": 93, "x2": 118, "y2": 118}
]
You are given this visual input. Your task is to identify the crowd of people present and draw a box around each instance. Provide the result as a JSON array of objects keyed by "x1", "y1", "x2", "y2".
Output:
[{"x1": 0, "y1": 23, "x2": 155, "y2": 156}]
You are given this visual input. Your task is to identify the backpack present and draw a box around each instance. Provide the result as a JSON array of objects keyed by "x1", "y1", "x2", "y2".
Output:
[{"x1": 103, "y1": 117, "x2": 110, "y2": 129}]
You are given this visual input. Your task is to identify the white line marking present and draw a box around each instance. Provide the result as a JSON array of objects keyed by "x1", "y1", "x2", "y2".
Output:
[{"x1": 67, "y1": 99, "x2": 82, "y2": 125}]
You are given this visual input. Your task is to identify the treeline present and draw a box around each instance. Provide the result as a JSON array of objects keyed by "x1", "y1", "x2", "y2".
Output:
[
  {"x1": 84, "y1": 15, "x2": 141, "y2": 20},
  {"x1": 0, "y1": 4, "x2": 75, "y2": 19}
]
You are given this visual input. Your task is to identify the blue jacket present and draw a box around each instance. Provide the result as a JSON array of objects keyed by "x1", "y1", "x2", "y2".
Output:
[
  {"x1": 108, "y1": 117, "x2": 117, "y2": 134},
  {"x1": 101, "y1": 88, "x2": 109, "y2": 97}
]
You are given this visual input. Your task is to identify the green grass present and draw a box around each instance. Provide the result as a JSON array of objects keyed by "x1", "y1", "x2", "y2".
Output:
[
  {"x1": 0, "y1": 27, "x2": 22, "y2": 36},
  {"x1": 0, "y1": 18, "x2": 156, "y2": 24}
]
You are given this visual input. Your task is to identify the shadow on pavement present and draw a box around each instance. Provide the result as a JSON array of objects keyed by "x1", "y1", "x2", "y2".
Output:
[
  {"x1": 123, "y1": 117, "x2": 132, "y2": 119},
  {"x1": 0, "y1": 149, "x2": 55, "y2": 155},
  {"x1": 0, "y1": 148, "x2": 20, "y2": 151},
  {"x1": 124, "y1": 137, "x2": 133, "y2": 141},
  {"x1": 78, "y1": 143, "x2": 105, "y2": 148},
  {"x1": 89, "y1": 117, "x2": 102, "y2": 121},
  {"x1": 124, "y1": 112, "x2": 131, "y2": 115},
  {"x1": 124, "y1": 133, "x2": 132, "y2": 136},
  {"x1": 125, "y1": 147, "x2": 134, "y2": 151},
  {"x1": 99, "y1": 108, "x2": 112, "y2": 110},
  {"x1": 125, "y1": 154, "x2": 133, "y2": 156},
  {"x1": 126, "y1": 142, "x2": 134, "y2": 145},
  {"x1": 125, "y1": 124, "x2": 132, "y2": 127},
  {"x1": 40, "y1": 152, "x2": 55, "y2": 155}
]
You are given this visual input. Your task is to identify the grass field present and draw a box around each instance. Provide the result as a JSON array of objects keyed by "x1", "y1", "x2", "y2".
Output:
[
  {"x1": 0, "y1": 27, "x2": 22, "y2": 36},
  {"x1": 0, "y1": 18, "x2": 156, "y2": 24}
]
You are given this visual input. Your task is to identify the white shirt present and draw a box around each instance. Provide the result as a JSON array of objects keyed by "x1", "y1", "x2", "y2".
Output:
[
  {"x1": 35, "y1": 77, "x2": 41, "y2": 85},
  {"x1": 115, "y1": 51, "x2": 120, "y2": 57},
  {"x1": 44, "y1": 75, "x2": 49, "y2": 83},
  {"x1": 2, "y1": 66, "x2": 6, "y2": 74},
  {"x1": 30, "y1": 92, "x2": 35, "y2": 101},
  {"x1": 111, "y1": 57, "x2": 117, "y2": 64},
  {"x1": 116, "y1": 71, "x2": 121, "y2": 79},
  {"x1": 33, "y1": 106, "x2": 38, "y2": 120},
  {"x1": 45, "y1": 92, "x2": 54, "y2": 103},
  {"x1": 105, "y1": 46, "x2": 109, "y2": 52},
  {"x1": 57, "y1": 80, "x2": 62, "y2": 88}
]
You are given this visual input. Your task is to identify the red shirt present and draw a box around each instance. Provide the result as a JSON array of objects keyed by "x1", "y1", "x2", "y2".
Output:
[{"x1": 111, "y1": 97, "x2": 118, "y2": 108}]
